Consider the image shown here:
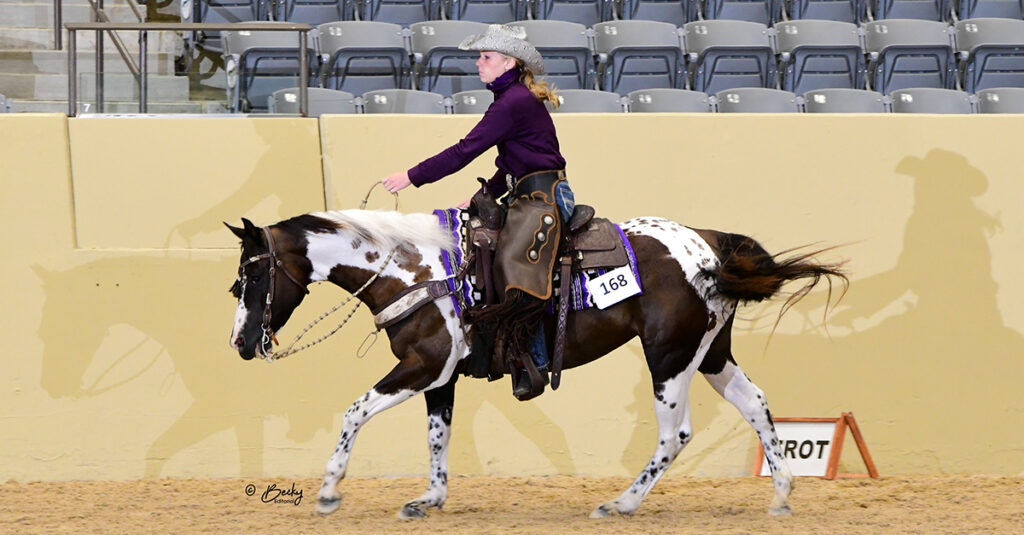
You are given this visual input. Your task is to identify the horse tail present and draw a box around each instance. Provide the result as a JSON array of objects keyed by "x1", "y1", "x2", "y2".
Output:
[{"x1": 708, "y1": 233, "x2": 848, "y2": 318}]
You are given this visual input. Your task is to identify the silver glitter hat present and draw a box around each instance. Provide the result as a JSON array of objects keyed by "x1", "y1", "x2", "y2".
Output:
[{"x1": 458, "y1": 24, "x2": 545, "y2": 75}]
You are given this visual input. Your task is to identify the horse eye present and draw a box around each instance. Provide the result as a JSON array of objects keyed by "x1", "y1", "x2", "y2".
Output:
[{"x1": 251, "y1": 274, "x2": 262, "y2": 283}]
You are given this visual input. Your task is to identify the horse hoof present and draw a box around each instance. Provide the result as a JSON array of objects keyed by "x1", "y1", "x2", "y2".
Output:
[
  {"x1": 589, "y1": 504, "x2": 615, "y2": 519},
  {"x1": 769, "y1": 504, "x2": 792, "y2": 516},
  {"x1": 398, "y1": 504, "x2": 427, "y2": 520},
  {"x1": 316, "y1": 496, "x2": 341, "y2": 516}
]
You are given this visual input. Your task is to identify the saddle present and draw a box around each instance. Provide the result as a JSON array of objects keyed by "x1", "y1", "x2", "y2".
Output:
[{"x1": 462, "y1": 178, "x2": 629, "y2": 400}]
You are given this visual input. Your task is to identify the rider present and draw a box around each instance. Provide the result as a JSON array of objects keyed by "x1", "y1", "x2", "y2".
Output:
[{"x1": 382, "y1": 24, "x2": 575, "y2": 399}]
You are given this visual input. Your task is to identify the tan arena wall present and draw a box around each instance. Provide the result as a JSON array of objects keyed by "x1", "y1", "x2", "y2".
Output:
[{"x1": 2, "y1": 113, "x2": 1022, "y2": 482}]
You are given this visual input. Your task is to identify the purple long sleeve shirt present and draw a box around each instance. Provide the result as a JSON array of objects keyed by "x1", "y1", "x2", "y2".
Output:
[{"x1": 407, "y1": 68, "x2": 566, "y2": 198}]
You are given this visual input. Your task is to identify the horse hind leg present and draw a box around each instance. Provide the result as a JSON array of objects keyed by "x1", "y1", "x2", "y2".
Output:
[
  {"x1": 399, "y1": 376, "x2": 456, "y2": 520},
  {"x1": 590, "y1": 347, "x2": 706, "y2": 518},
  {"x1": 701, "y1": 333, "x2": 793, "y2": 515}
]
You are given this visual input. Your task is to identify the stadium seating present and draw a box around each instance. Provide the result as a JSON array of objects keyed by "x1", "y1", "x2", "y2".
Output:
[
  {"x1": 276, "y1": 0, "x2": 350, "y2": 25},
  {"x1": 803, "y1": 87, "x2": 887, "y2": 111},
  {"x1": 513, "y1": 20, "x2": 596, "y2": 90},
  {"x1": 683, "y1": 20, "x2": 776, "y2": 94},
  {"x1": 593, "y1": 20, "x2": 685, "y2": 94},
  {"x1": 410, "y1": 21, "x2": 489, "y2": 95},
  {"x1": 956, "y1": 0, "x2": 1023, "y2": 20},
  {"x1": 269, "y1": 87, "x2": 359, "y2": 115},
  {"x1": 776, "y1": 20, "x2": 865, "y2": 94},
  {"x1": 863, "y1": 19, "x2": 956, "y2": 94},
  {"x1": 222, "y1": 25, "x2": 320, "y2": 112},
  {"x1": 785, "y1": 0, "x2": 865, "y2": 25},
  {"x1": 188, "y1": 0, "x2": 268, "y2": 52},
  {"x1": 626, "y1": 88, "x2": 712, "y2": 111},
  {"x1": 870, "y1": 0, "x2": 953, "y2": 21},
  {"x1": 362, "y1": 88, "x2": 449, "y2": 112},
  {"x1": 364, "y1": 0, "x2": 441, "y2": 24},
  {"x1": 703, "y1": 0, "x2": 782, "y2": 25},
  {"x1": 975, "y1": 87, "x2": 1024, "y2": 112},
  {"x1": 620, "y1": 0, "x2": 695, "y2": 27},
  {"x1": 451, "y1": 89, "x2": 495, "y2": 112},
  {"x1": 450, "y1": 0, "x2": 529, "y2": 22},
  {"x1": 549, "y1": 89, "x2": 625, "y2": 111},
  {"x1": 889, "y1": 87, "x2": 973, "y2": 112},
  {"x1": 956, "y1": 18, "x2": 1024, "y2": 94},
  {"x1": 715, "y1": 87, "x2": 801, "y2": 111},
  {"x1": 318, "y1": 22, "x2": 412, "y2": 94},
  {"x1": 535, "y1": 0, "x2": 614, "y2": 27}
]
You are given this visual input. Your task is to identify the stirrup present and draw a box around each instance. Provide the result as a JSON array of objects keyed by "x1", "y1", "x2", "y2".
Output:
[{"x1": 512, "y1": 362, "x2": 548, "y2": 401}]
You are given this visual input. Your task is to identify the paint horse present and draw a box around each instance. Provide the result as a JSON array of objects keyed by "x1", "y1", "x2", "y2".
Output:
[{"x1": 226, "y1": 209, "x2": 846, "y2": 519}]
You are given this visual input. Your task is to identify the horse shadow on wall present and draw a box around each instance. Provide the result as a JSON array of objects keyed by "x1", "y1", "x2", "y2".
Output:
[{"x1": 712, "y1": 149, "x2": 1021, "y2": 472}]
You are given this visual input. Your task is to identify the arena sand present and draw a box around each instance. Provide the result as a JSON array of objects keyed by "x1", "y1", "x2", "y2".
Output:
[{"x1": 1, "y1": 475, "x2": 1021, "y2": 534}]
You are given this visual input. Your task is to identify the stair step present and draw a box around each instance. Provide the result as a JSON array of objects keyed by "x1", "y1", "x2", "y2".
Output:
[
  {"x1": 0, "y1": 3, "x2": 141, "y2": 28},
  {"x1": 0, "y1": 49, "x2": 176, "y2": 74},
  {"x1": 12, "y1": 98, "x2": 210, "y2": 113},
  {"x1": 0, "y1": 28, "x2": 183, "y2": 53},
  {"x1": 0, "y1": 71, "x2": 190, "y2": 101}
]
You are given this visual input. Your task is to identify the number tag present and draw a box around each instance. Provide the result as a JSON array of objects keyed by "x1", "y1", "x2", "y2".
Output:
[{"x1": 586, "y1": 265, "x2": 641, "y2": 310}]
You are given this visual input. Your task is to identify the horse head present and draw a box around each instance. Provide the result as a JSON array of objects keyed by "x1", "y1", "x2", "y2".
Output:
[{"x1": 226, "y1": 218, "x2": 312, "y2": 360}]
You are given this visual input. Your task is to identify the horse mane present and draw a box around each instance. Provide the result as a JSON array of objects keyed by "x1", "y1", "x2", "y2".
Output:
[{"x1": 282, "y1": 210, "x2": 457, "y2": 254}]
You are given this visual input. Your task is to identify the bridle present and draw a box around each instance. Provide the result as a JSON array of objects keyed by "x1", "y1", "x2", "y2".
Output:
[
  {"x1": 235, "y1": 227, "x2": 310, "y2": 359},
  {"x1": 236, "y1": 183, "x2": 400, "y2": 362}
]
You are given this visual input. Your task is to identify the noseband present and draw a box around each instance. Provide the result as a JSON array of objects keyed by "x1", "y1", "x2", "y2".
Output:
[{"x1": 236, "y1": 227, "x2": 309, "y2": 358}]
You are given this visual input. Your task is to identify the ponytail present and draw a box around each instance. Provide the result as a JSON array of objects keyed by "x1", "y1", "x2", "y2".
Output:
[{"x1": 519, "y1": 63, "x2": 560, "y2": 110}]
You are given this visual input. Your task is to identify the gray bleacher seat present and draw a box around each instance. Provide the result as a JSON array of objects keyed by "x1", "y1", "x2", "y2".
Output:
[
  {"x1": 620, "y1": 0, "x2": 696, "y2": 27},
  {"x1": 957, "y1": 0, "x2": 1023, "y2": 19},
  {"x1": 364, "y1": 0, "x2": 440, "y2": 24},
  {"x1": 189, "y1": 0, "x2": 268, "y2": 53},
  {"x1": 269, "y1": 87, "x2": 358, "y2": 115},
  {"x1": 410, "y1": 21, "x2": 489, "y2": 95},
  {"x1": 871, "y1": 0, "x2": 952, "y2": 21},
  {"x1": 363, "y1": 89, "x2": 448, "y2": 112},
  {"x1": 0, "y1": 93, "x2": 9, "y2": 113},
  {"x1": 976, "y1": 87, "x2": 1024, "y2": 112},
  {"x1": 776, "y1": 20, "x2": 865, "y2": 94},
  {"x1": 890, "y1": 87, "x2": 973, "y2": 112},
  {"x1": 785, "y1": 0, "x2": 865, "y2": 25},
  {"x1": 536, "y1": 0, "x2": 614, "y2": 27},
  {"x1": 803, "y1": 88, "x2": 887, "y2": 111},
  {"x1": 627, "y1": 88, "x2": 712, "y2": 111},
  {"x1": 223, "y1": 25, "x2": 320, "y2": 112},
  {"x1": 863, "y1": 19, "x2": 956, "y2": 94},
  {"x1": 715, "y1": 87, "x2": 801, "y2": 111},
  {"x1": 549, "y1": 89, "x2": 625, "y2": 111},
  {"x1": 683, "y1": 20, "x2": 776, "y2": 94},
  {"x1": 704, "y1": 0, "x2": 781, "y2": 25},
  {"x1": 451, "y1": 89, "x2": 495, "y2": 112},
  {"x1": 512, "y1": 20, "x2": 595, "y2": 90},
  {"x1": 450, "y1": 0, "x2": 529, "y2": 22},
  {"x1": 277, "y1": 0, "x2": 350, "y2": 24},
  {"x1": 956, "y1": 18, "x2": 1024, "y2": 94},
  {"x1": 593, "y1": 20, "x2": 685, "y2": 94},
  {"x1": 318, "y1": 22, "x2": 411, "y2": 94}
]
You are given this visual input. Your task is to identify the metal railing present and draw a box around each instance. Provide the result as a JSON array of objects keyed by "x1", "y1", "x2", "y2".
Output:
[
  {"x1": 65, "y1": 22, "x2": 312, "y2": 116},
  {"x1": 53, "y1": 0, "x2": 145, "y2": 50}
]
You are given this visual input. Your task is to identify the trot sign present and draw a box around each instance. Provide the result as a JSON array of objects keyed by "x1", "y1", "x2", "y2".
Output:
[{"x1": 753, "y1": 413, "x2": 879, "y2": 479}]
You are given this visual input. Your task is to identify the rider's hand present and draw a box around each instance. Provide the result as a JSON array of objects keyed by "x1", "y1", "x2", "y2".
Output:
[
  {"x1": 382, "y1": 171, "x2": 412, "y2": 193},
  {"x1": 456, "y1": 196, "x2": 472, "y2": 209}
]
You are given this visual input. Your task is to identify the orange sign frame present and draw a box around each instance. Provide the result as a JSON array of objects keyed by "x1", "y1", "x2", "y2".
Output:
[{"x1": 752, "y1": 412, "x2": 879, "y2": 479}]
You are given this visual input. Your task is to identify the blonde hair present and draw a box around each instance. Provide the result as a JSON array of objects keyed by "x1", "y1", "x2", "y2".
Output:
[{"x1": 518, "y1": 61, "x2": 560, "y2": 110}]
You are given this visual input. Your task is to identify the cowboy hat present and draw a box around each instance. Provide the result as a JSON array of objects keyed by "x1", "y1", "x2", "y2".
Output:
[{"x1": 458, "y1": 24, "x2": 545, "y2": 75}]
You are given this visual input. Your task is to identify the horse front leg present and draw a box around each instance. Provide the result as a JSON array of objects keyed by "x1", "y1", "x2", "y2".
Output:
[
  {"x1": 398, "y1": 374, "x2": 458, "y2": 519},
  {"x1": 703, "y1": 359, "x2": 793, "y2": 515},
  {"x1": 315, "y1": 356, "x2": 450, "y2": 516}
]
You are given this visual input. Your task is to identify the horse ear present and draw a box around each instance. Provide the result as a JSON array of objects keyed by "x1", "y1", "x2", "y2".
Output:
[
  {"x1": 241, "y1": 217, "x2": 260, "y2": 238},
  {"x1": 224, "y1": 222, "x2": 247, "y2": 241}
]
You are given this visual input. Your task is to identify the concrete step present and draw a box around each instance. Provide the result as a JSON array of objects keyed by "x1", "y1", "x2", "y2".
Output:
[
  {"x1": 0, "y1": 3, "x2": 141, "y2": 28},
  {"x1": 0, "y1": 28, "x2": 183, "y2": 54},
  {"x1": 11, "y1": 98, "x2": 209, "y2": 113},
  {"x1": 0, "y1": 49, "x2": 176, "y2": 74},
  {"x1": 0, "y1": 71, "x2": 189, "y2": 100}
]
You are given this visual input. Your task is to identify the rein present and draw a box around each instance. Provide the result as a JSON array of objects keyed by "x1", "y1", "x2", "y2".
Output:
[{"x1": 248, "y1": 183, "x2": 399, "y2": 362}]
